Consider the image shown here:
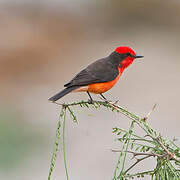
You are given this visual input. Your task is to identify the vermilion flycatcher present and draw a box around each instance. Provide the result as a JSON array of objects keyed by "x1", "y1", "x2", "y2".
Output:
[{"x1": 49, "y1": 46, "x2": 143, "y2": 102}]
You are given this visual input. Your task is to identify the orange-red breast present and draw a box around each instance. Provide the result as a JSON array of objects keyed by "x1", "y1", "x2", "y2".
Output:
[{"x1": 49, "y1": 46, "x2": 143, "y2": 102}]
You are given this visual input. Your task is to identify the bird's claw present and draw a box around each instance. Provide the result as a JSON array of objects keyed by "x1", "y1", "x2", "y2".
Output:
[
  {"x1": 88, "y1": 99, "x2": 94, "y2": 104},
  {"x1": 104, "y1": 100, "x2": 109, "y2": 104}
]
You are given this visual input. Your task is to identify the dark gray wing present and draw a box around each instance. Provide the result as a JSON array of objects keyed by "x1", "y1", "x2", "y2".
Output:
[{"x1": 64, "y1": 57, "x2": 119, "y2": 87}]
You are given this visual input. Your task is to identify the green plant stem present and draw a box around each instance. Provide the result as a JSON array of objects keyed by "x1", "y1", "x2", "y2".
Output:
[
  {"x1": 114, "y1": 127, "x2": 153, "y2": 142},
  {"x1": 49, "y1": 100, "x2": 180, "y2": 180},
  {"x1": 54, "y1": 100, "x2": 141, "y2": 121},
  {"x1": 124, "y1": 170, "x2": 154, "y2": 178},
  {"x1": 129, "y1": 142, "x2": 156, "y2": 150},
  {"x1": 113, "y1": 139, "x2": 126, "y2": 180},
  {"x1": 118, "y1": 137, "x2": 154, "y2": 144},
  {"x1": 62, "y1": 108, "x2": 69, "y2": 180},
  {"x1": 166, "y1": 161, "x2": 180, "y2": 179},
  {"x1": 119, "y1": 121, "x2": 135, "y2": 178},
  {"x1": 48, "y1": 107, "x2": 63, "y2": 180},
  {"x1": 67, "y1": 106, "x2": 78, "y2": 124},
  {"x1": 124, "y1": 155, "x2": 152, "y2": 174}
]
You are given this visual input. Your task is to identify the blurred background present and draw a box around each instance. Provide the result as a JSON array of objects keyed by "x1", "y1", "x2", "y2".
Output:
[{"x1": 0, "y1": 0, "x2": 180, "y2": 179}]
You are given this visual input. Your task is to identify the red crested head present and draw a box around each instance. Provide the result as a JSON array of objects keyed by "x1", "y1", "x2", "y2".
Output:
[
  {"x1": 114, "y1": 46, "x2": 143, "y2": 69},
  {"x1": 115, "y1": 46, "x2": 136, "y2": 56}
]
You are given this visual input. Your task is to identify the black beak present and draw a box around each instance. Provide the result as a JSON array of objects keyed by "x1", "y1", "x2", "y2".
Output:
[{"x1": 133, "y1": 55, "x2": 144, "y2": 59}]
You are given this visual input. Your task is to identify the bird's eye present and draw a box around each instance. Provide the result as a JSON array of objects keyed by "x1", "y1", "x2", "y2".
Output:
[
  {"x1": 128, "y1": 53, "x2": 134, "y2": 58},
  {"x1": 126, "y1": 53, "x2": 131, "y2": 57}
]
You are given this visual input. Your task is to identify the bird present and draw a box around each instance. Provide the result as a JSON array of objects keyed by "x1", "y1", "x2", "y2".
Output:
[{"x1": 48, "y1": 46, "x2": 143, "y2": 103}]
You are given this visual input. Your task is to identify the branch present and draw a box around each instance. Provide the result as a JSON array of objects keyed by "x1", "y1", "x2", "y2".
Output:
[
  {"x1": 143, "y1": 103, "x2": 157, "y2": 121},
  {"x1": 156, "y1": 136, "x2": 180, "y2": 162},
  {"x1": 49, "y1": 100, "x2": 180, "y2": 180},
  {"x1": 125, "y1": 150, "x2": 166, "y2": 159},
  {"x1": 52, "y1": 100, "x2": 142, "y2": 122},
  {"x1": 124, "y1": 155, "x2": 151, "y2": 174}
]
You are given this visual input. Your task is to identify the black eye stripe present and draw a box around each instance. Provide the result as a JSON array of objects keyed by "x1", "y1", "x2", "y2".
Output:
[
  {"x1": 124, "y1": 53, "x2": 133, "y2": 57},
  {"x1": 129, "y1": 53, "x2": 134, "y2": 57}
]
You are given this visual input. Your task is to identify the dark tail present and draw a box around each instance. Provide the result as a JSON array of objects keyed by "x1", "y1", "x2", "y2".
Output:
[{"x1": 48, "y1": 86, "x2": 78, "y2": 102}]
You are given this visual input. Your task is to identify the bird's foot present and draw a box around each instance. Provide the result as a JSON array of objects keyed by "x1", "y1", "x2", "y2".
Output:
[
  {"x1": 101, "y1": 98, "x2": 119, "y2": 105},
  {"x1": 104, "y1": 100, "x2": 109, "y2": 104},
  {"x1": 99, "y1": 97, "x2": 111, "y2": 104},
  {"x1": 88, "y1": 99, "x2": 94, "y2": 104}
]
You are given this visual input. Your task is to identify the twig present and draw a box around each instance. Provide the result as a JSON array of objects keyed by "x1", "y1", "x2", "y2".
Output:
[
  {"x1": 125, "y1": 150, "x2": 166, "y2": 159},
  {"x1": 155, "y1": 136, "x2": 180, "y2": 162},
  {"x1": 112, "y1": 149, "x2": 166, "y2": 158},
  {"x1": 51, "y1": 100, "x2": 142, "y2": 122},
  {"x1": 120, "y1": 121, "x2": 135, "y2": 174},
  {"x1": 143, "y1": 103, "x2": 157, "y2": 121},
  {"x1": 124, "y1": 155, "x2": 151, "y2": 174},
  {"x1": 107, "y1": 101, "x2": 140, "y2": 121},
  {"x1": 124, "y1": 170, "x2": 154, "y2": 178},
  {"x1": 48, "y1": 100, "x2": 180, "y2": 179},
  {"x1": 145, "y1": 134, "x2": 180, "y2": 162},
  {"x1": 62, "y1": 107, "x2": 69, "y2": 180},
  {"x1": 48, "y1": 107, "x2": 63, "y2": 180}
]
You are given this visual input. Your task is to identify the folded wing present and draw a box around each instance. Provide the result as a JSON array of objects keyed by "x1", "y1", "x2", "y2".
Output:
[{"x1": 64, "y1": 57, "x2": 118, "y2": 87}]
